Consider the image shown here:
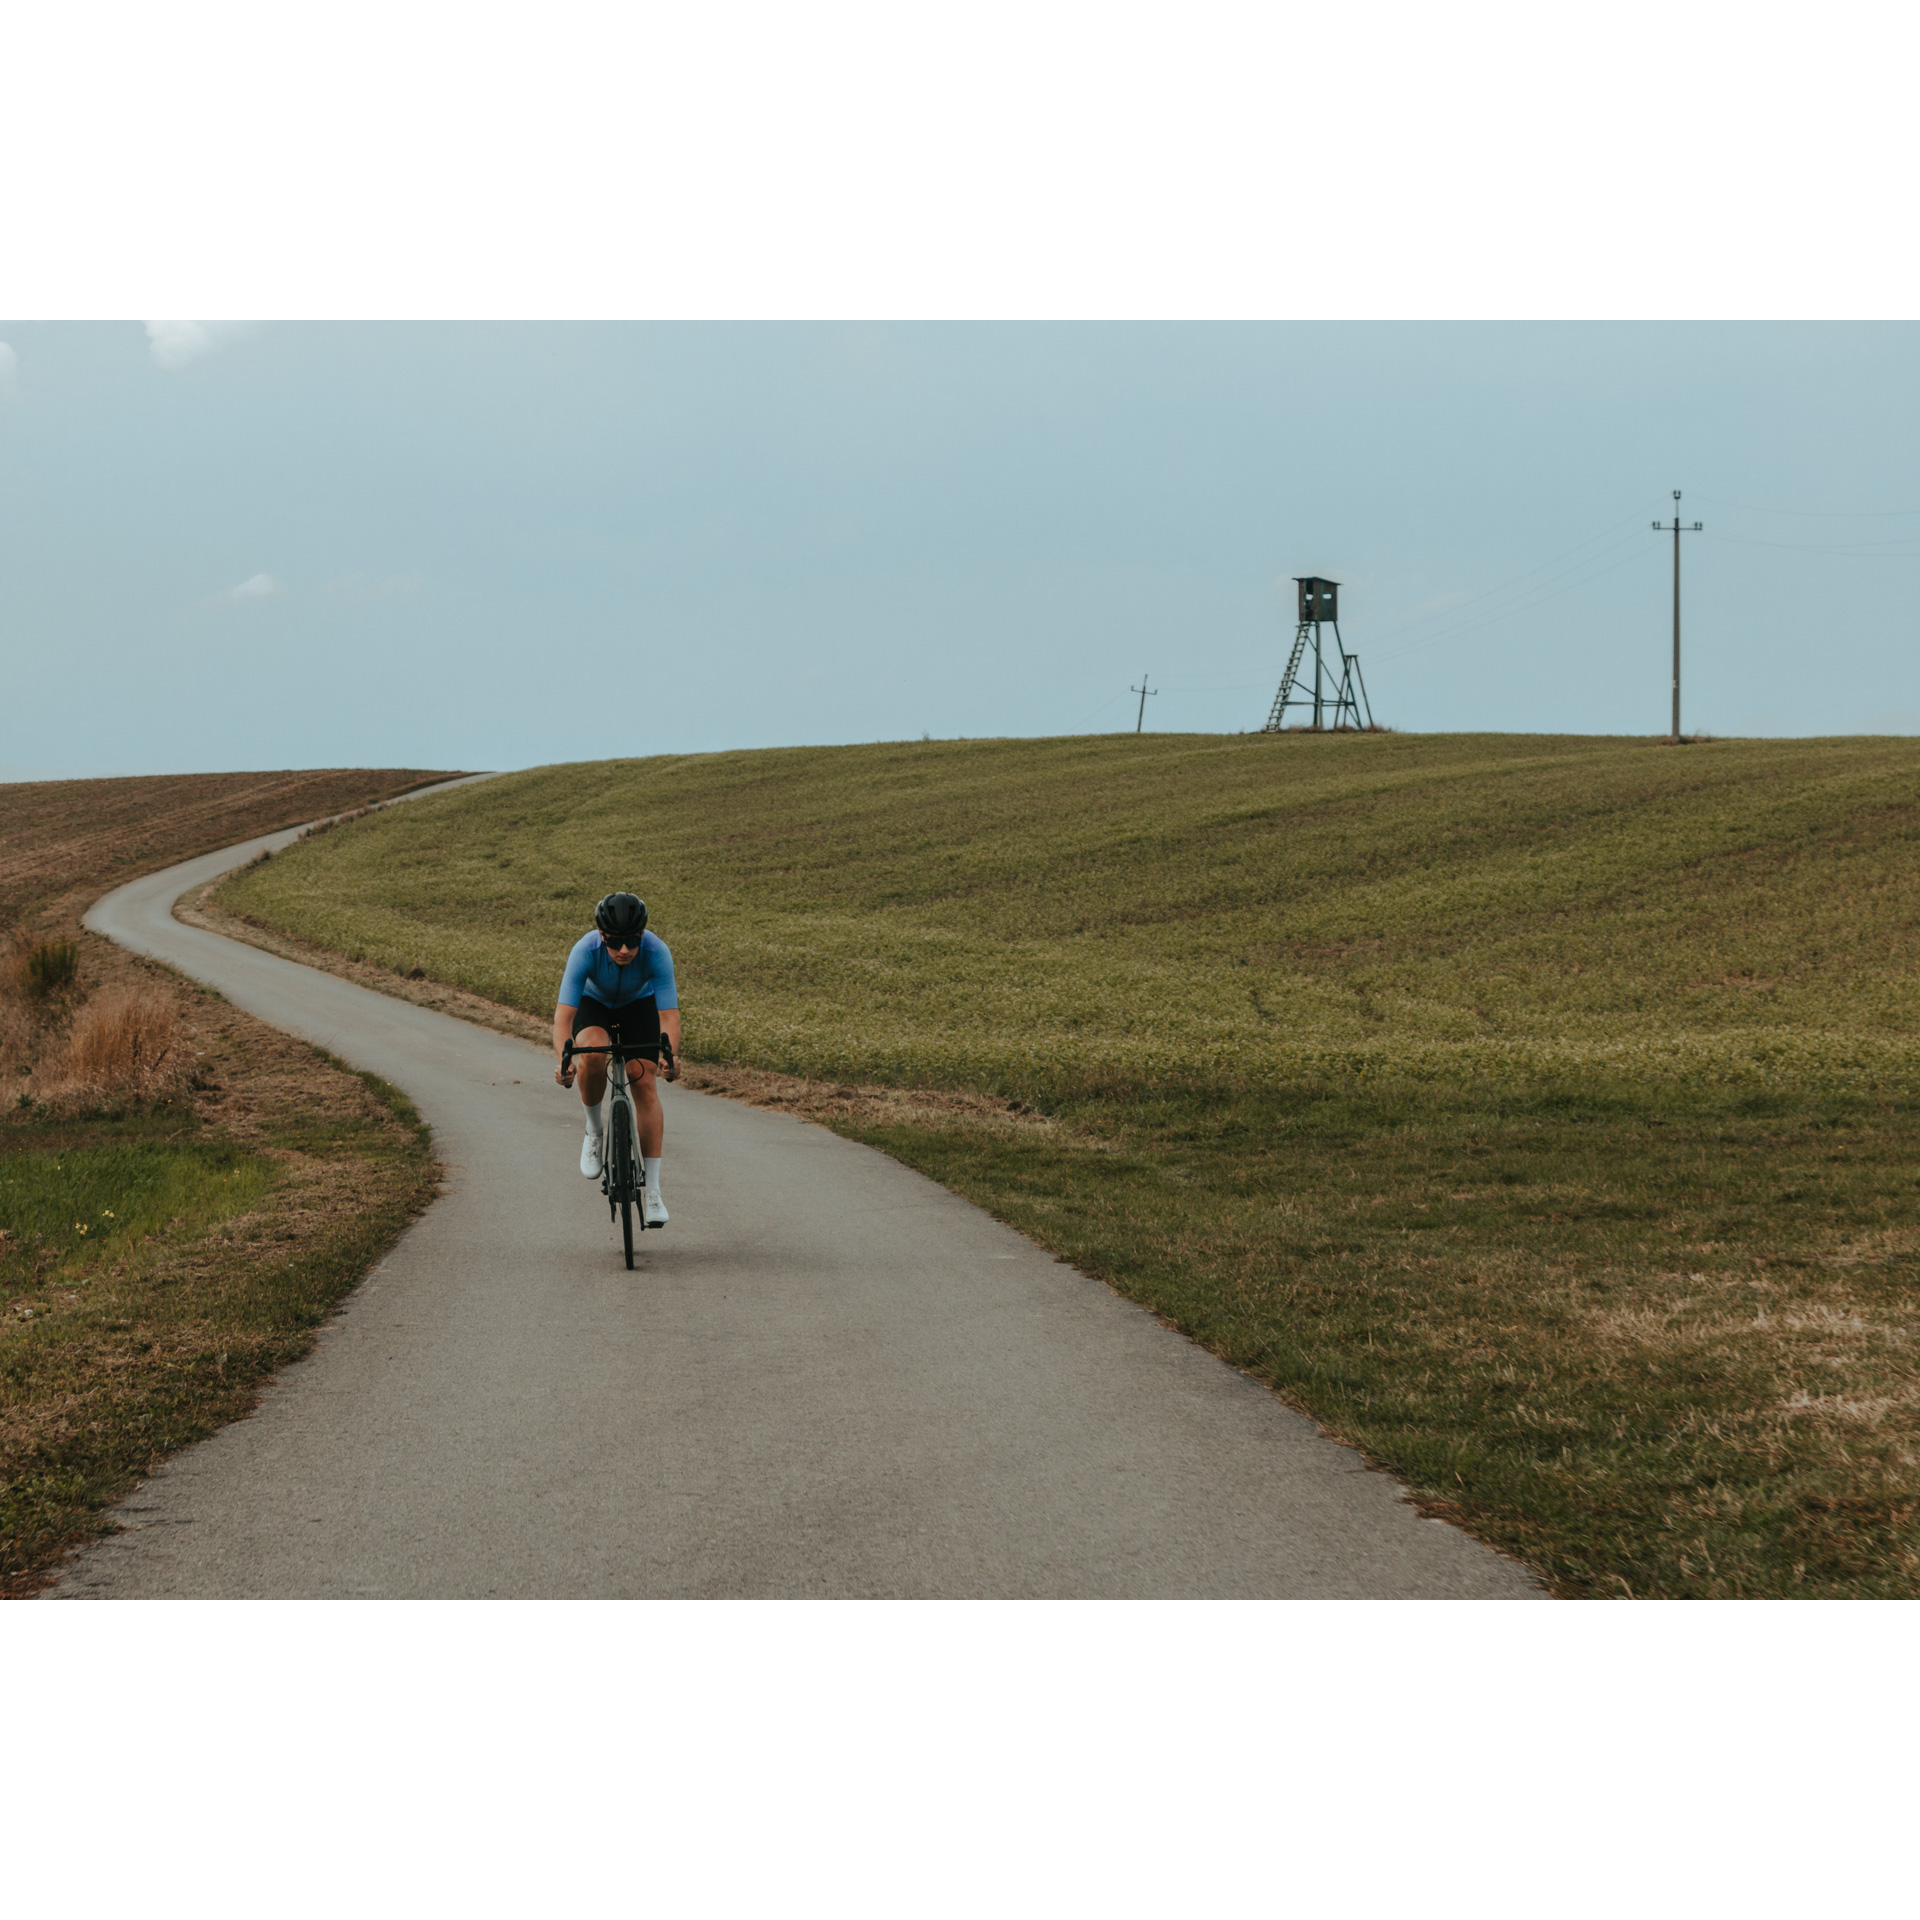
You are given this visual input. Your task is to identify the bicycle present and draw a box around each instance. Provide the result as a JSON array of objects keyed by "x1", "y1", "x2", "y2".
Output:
[{"x1": 561, "y1": 1033, "x2": 676, "y2": 1269}]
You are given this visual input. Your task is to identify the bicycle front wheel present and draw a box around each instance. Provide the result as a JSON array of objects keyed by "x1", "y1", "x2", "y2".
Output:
[{"x1": 610, "y1": 1102, "x2": 637, "y2": 1270}]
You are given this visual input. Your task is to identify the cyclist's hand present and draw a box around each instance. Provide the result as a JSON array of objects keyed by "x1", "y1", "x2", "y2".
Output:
[{"x1": 556, "y1": 1060, "x2": 575, "y2": 1088}]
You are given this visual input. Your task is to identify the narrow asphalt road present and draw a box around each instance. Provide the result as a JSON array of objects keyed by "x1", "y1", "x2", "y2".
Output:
[{"x1": 55, "y1": 823, "x2": 1542, "y2": 1598}]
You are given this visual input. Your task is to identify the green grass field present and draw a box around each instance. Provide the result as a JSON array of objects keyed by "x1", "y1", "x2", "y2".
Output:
[
  {"x1": 0, "y1": 1081, "x2": 437, "y2": 1590},
  {"x1": 218, "y1": 732, "x2": 1920, "y2": 1595},
  {"x1": 1, "y1": 1140, "x2": 276, "y2": 1291}
]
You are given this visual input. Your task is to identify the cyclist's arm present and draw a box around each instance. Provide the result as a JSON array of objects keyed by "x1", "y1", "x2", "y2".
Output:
[
  {"x1": 553, "y1": 934, "x2": 594, "y2": 1083},
  {"x1": 645, "y1": 936, "x2": 682, "y2": 1079}
]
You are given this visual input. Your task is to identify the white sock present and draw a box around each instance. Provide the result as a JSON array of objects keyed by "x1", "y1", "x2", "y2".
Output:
[
  {"x1": 584, "y1": 1104, "x2": 604, "y2": 1137},
  {"x1": 644, "y1": 1157, "x2": 662, "y2": 1194}
]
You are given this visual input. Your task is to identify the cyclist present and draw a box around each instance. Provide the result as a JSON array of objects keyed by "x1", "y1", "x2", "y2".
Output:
[{"x1": 553, "y1": 891, "x2": 681, "y2": 1226}]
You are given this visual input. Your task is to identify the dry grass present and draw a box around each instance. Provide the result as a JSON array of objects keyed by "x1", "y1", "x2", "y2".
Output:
[
  {"x1": 0, "y1": 939, "x2": 185, "y2": 1115},
  {"x1": 0, "y1": 996, "x2": 32, "y2": 1079},
  {"x1": 60, "y1": 985, "x2": 182, "y2": 1097}
]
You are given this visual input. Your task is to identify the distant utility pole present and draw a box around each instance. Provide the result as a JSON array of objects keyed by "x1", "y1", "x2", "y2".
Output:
[
  {"x1": 1131, "y1": 674, "x2": 1157, "y2": 733},
  {"x1": 1652, "y1": 491, "x2": 1703, "y2": 742}
]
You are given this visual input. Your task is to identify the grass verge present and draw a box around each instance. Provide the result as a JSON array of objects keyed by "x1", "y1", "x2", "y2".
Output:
[
  {"x1": 836, "y1": 1084, "x2": 1920, "y2": 1597},
  {"x1": 1, "y1": 1075, "x2": 436, "y2": 1593}
]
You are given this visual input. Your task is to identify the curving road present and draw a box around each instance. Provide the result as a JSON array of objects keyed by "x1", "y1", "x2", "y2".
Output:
[{"x1": 54, "y1": 816, "x2": 1542, "y2": 1598}]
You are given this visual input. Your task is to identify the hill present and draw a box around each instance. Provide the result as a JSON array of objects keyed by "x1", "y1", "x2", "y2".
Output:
[
  {"x1": 216, "y1": 734, "x2": 1920, "y2": 1596},
  {"x1": 214, "y1": 732, "x2": 1920, "y2": 1097}
]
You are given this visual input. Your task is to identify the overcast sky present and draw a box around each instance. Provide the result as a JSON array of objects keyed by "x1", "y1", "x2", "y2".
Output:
[{"x1": 2, "y1": 321, "x2": 1916, "y2": 779}]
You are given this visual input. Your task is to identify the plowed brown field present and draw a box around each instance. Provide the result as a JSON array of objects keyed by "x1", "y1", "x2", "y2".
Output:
[{"x1": 1, "y1": 769, "x2": 456, "y2": 925}]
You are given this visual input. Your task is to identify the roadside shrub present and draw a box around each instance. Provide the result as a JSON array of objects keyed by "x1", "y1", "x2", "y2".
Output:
[
  {"x1": 20, "y1": 939, "x2": 79, "y2": 998},
  {"x1": 64, "y1": 986, "x2": 179, "y2": 1089}
]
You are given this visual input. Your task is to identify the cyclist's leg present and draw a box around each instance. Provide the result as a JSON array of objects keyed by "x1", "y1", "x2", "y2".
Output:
[
  {"x1": 631, "y1": 1057, "x2": 665, "y2": 1159},
  {"x1": 630, "y1": 1058, "x2": 670, "y2": 1222},
  {"x1": 574, "y1": 1025, "x2": 612, "y2": 1106},
  {"x1": 574, "y1": 1023, "x2": 613, "y2": 1177}
]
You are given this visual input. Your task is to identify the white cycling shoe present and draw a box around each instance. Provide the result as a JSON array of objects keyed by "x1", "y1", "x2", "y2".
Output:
[
  {"x1": 580, "y1": 1129, "x2": 603, "y2": 1179},
  {"x1": 642, "y1": 1188, "x2": 669, "y2": 1227}
]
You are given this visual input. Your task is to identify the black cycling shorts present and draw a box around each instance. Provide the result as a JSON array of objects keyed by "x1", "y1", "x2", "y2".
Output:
[{"x1": 571, "y1": 993, "x2": 661, "y2": 1062}]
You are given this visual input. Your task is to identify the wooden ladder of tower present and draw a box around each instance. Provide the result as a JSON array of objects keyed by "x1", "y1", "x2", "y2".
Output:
[{"x1": 1263, "y1": 621, "x2": 1312, "y2": 732}]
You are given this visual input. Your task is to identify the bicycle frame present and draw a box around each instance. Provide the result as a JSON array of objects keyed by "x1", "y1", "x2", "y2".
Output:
[{"x1": 562, "y1": 1034, "x2": 676, "y2": 1268}]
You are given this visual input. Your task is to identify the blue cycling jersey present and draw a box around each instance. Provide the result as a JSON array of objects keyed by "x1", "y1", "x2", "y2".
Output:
[{"x1": 557, "y1": 929, "x2": 678, "y2": 1011}]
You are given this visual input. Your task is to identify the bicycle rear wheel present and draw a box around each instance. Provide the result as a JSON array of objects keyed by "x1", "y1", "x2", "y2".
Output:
[{"x1": 610, "y1": 1101, "x2": 637, "y2": 1269}]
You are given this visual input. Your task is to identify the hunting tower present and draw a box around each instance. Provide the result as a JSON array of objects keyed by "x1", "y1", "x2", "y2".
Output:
[{"x1": 1262, "y1": 576, "x2": 1373, "y2": 732}]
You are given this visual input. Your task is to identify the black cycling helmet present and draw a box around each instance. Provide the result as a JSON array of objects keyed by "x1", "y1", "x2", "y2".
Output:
[{"x1": 594, "y1": 892, "x2": 648, "y2": 944}]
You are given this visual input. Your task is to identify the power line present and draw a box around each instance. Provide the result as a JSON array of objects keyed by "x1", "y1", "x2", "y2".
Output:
[
  {"x1": 1705, "y1": 528, "x2": 1920, "y2": 558},
  {"x1": 1370, "y1": 536, "x2": 1662, "y2": 665},
  {"x1": 1691, "y1": 493, "x2": 1920, "y2": 519},
  {"x1": 1160, "y1": 680, "x2": 1275, "y2": 694},
  {"x1": 1070, "y1": 680, "x2": 1267, "y2": 731},
  {"x1": 1372, "y1": 535, "x2": 1655, "y2": 660},
  {"x1": 1358, "y1": 509, "x2": 1651, "y2": 651},
  {"x1": 1068, "y1": 688, "x2": 1130, "y2": 729}
]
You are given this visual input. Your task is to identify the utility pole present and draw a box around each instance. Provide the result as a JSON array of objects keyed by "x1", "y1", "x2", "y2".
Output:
[
  {"x1": 1131, "y1": 673, "x2": 1157, "y2": 733},
  {"x1": 1652, "y1": 491, "x2": 1703, "y2": 742}
]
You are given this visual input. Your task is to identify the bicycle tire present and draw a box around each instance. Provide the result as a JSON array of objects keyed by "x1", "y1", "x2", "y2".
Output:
[{"x1": 611, "y1": 1101, "x2": 637, "y2": 1269}]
